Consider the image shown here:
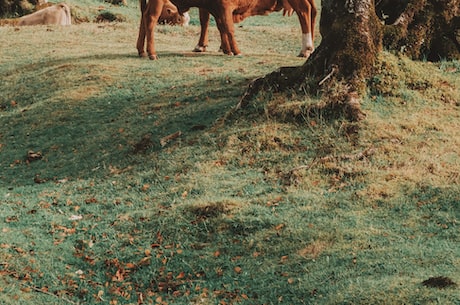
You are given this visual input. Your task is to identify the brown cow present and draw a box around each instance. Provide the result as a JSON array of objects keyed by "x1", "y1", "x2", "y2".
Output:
[
  {"x1": 158, "y1": 1, "x2": 190, "y2": 26},
  {"x1": 137, "y1": 0, "x2": 316, "y2": 60},
  {"x1": 18, "y1": 3, "x2": 71, "y2": 26}
]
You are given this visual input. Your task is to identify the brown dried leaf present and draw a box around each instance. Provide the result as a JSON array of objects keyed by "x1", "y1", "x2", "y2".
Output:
[
  {"x1": 176, "y1": 271, "x2": 185, "y2": 279},
  {"x1": 27, "y1": 150, "x2": 43, "y2": 162},
  {"x1": 160, "y1": 131, "x2": 181, "y2": 147}
]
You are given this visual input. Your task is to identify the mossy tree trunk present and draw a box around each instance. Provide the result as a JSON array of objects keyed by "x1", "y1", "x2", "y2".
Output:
[
  {"x1": 240, "y1": 0, "x2": 382, "y2": 121},
  {"x1": 380, "y1": 0, "x2": 460, "y2": 61},
  {"x1": 239, "y1": 0, "x2": 459, "y2": 120},
  {"x1": 302, "y1": 0, "x2": 383, "y2": 93}
]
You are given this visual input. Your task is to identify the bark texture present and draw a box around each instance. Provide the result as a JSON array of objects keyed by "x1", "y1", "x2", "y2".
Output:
[
  {"x1": 381, "y1": 0, "x2": 460, "y2": 61},
  {"x1": 240, "y1": 0, "x2": 382, "y2": 121},
  {"x1": 239, "y1": 0, "x2": 459, "y2": 120},
  {"x1": 306, "y1": 0, "x2": 383, "y2": 91}
]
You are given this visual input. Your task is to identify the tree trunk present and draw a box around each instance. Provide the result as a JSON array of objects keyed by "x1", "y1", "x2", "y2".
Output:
[
  {"x1": 239, "y1": 0, "x2": 382, "y2": 121},
  {"x1": 238, "y1": 0, "x2": 459, "y2": 120},
  {"x1": 380, "y1": 0, "x2": 460, "y2": 61}
]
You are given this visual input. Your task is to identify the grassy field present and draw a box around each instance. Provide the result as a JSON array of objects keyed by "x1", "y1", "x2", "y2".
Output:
[{"x1": 0, "y1": 1, "x2": 459, "y2": 304}]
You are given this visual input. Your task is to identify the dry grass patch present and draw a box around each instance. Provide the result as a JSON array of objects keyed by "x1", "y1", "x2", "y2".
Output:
[{"x1": 297, "y1": 240, "x2": 332, "y2": 259}]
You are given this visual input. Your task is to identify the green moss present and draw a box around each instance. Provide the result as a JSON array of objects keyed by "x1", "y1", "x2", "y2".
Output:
[{"x1": 382, "y1": 0, "x2": 459, "y2": 61}]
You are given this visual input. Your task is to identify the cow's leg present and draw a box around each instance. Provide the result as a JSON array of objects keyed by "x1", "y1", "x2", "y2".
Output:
[
  {"x1": 289, "y1": 0, "x2": 317, "y2": 58},
  {"x1": 309, "y1": 0, "x2": 317, "y2": 46},
  {"x1": 297, "y1": 6, "x2": 314, "y2": 58},
  {"x1": 136, "y1": 11, "x2": 147, "y2": 57},
  {"x1": 214, "y1": 9, "x2": 241, "y2": 55},
  {"x1": 137, "y1": 0, "x2": 149, "y2": 57},
  {"x1": 143, "y1": 1, "x2": 164, "y2": 60},
  {"x1": 216, "y1": 21, "x2": 232, "y2": 55},
  {"x1": 194, "y1": 8, "x2": 210, "y2": 52}
]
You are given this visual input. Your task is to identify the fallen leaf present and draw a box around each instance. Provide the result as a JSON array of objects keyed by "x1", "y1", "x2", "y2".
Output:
[
  {"x1": 20, "y1": 287, "x2": 31, "y2": 293},
  {"x1": 34, "y1": 175, "x2": 46, "y2": 184},
  {"x1": 176, "y1": 271, "x2": 185, "y2": 279},
  {"x1": 160, "y1": 131, "x2": 181, "y2": 147},
  {"x1": 138, "y1": 257, "x2": 151, "y2": 266},
  {"x1": 27, "y1": 151, "x2": 42, "y2": 162},
  {"x1": 85, "y1": 197, "x2": 98, "y2": 204},
  {"x1": 275, "y1": 223, "x2": 285, "y2": 230},
  {"x1": 97, "y1": 290, "x2": 105, "y2": 301},
  {"x1": 6, "y1": 216, "x2": 19, "y2": 223},
  {"x1": 68, "y1": 215, "x2": 83, "y2": 221},
  {"x1": 137, "y1": 292, "x2": 144, "y2": 304},
  {"x1": 14, "y1": 247, "x2": 25, "y2": 254},
  {"x1": 113, "y1": 269, "x2": 124, "y2": 282}
]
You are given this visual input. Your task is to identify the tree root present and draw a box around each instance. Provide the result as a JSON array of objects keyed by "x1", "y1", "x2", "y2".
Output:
[{"x1": 237, "y1": 66, "x2": 301, "y2": 110}]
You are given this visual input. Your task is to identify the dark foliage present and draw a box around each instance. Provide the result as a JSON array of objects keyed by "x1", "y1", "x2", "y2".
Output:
[
  {"x1": 0, "y1": 0, "x2": 42, "y2": 17},
  {"x1": 382, "y1": 0, "x2": 460, "y2": 61}
]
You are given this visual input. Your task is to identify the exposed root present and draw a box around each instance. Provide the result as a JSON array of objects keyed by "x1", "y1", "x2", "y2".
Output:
[{"x1": 237, "y1": 66, "x2": 300, "y2": 110}]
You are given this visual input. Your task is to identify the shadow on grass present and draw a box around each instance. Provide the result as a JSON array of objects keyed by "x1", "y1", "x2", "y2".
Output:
[{"x1": 0, "y1": 52, "x2": 249, "y2": 188}]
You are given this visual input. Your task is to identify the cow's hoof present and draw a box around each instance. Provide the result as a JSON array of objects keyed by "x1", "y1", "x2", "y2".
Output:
[
  {"x1": 193, "y1": 45, "x2": 207, "y2": 52},
  {"x1": 139, "y1": 52, "x2": 147, "y2": 58},
  {"x1": 298, "y1": 49, "x2": 314, "y2": 58},
  {"x1": 148, "y1": 54, "x2": 159, "y2": 60},
  {"x1": 218, "y1": 46, "x2": 233, "y2": 55}
]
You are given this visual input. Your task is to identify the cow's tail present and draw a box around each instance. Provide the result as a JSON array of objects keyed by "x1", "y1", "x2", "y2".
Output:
[
  {"x1": 57, "y1": 3, "x2": 71, "y2": 25},
  {"x1": 63, "y1": 4, "x2": 71, "y2": 25},
  {"x1": 140, "y1": 0, "x2": 147, "y2": 13}
]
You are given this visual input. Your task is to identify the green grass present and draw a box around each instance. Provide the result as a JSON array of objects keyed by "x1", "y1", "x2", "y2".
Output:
[{"x1": 1, "y1": 2, "x2": 459, "y2": 304}]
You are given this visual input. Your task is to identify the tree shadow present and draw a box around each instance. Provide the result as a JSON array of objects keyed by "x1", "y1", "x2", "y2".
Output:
[{"x1": 0, "y1": 52, "x2": 250, "y2": 188}]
